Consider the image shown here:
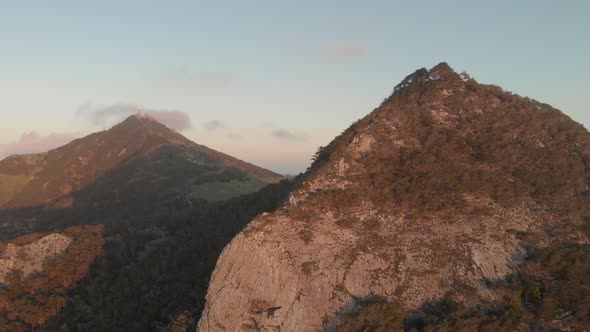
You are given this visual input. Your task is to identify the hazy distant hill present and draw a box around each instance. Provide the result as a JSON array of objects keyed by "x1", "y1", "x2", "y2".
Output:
[
  {"x1": 198, "y1": 63, "x2": 590, "y2": 331},
  {"x1": 0, "y1": 114, "x2": 283, "y2": 210}
]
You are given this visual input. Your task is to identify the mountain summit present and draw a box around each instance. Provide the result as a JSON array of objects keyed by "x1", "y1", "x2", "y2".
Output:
[
  {"x1": 0, "y1": 115, "x2": 282, "y2": 209},
  {"x1": 198, "y1": 63, "x2": 590, "y2": 331}
]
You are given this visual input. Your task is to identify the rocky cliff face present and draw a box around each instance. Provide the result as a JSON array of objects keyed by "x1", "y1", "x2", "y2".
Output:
[{"x1": 197, "y1": 63, "x2": 590, "y2": 331}]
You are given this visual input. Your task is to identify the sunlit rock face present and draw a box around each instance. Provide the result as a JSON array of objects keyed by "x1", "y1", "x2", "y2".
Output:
[{"x1": 197, "y1": 63, "x2": 590, "y2": 331}]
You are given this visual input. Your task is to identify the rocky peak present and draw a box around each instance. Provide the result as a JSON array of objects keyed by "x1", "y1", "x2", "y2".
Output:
[
  {"x1": 391, "y1": 62, "x2": 464, "y2": 97},
  {"x1": 429, "y1": 61, "x2": 459, "y2": 79},
  {"x1": 116, "y1": 113, "x2": 172, "y2": 132},
  {"x1": 105, "y1": 114, "x2": 192, "y2": 148},
  {"x1": 197, "y1": 63, "x2": 590, "y2": 331}
]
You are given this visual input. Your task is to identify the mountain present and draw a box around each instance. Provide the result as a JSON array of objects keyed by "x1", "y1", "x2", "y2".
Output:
[
  {"x1": 0, "y1": 114, "x2": 290, "y2": 331},
  {"x1": 0, "y1": 114, "x2": 282, "y2": 210},
  {"x1": 197, "y1": 63, "x2": 590, "y2": 331}
]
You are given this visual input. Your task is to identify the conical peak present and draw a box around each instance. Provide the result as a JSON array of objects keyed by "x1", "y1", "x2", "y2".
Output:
[
  {"x1": 114, "y1": 113, "x2": 167, "y2": 132},
  {"x1": 108, "y1": 114, "x2": 184, "y2": 143}
]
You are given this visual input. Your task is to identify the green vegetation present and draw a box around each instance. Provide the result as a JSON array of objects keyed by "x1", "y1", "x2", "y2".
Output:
[
  {"x1": 307, "y1": 118, "x2": 362, "y2": 173},
  {"x1": 34, "y1": 179, "x2": 293, "y2": 331},
  {"x1": 298, "y1": 228, "x2": 314, "y2": 244},
  {"x1": 301, "y1": 261, "x2": 319, "y2": 277},
  {"x1": 310, "y1": 145, "x2": 333, "y2": 171},
  {"x1": 189, "y1": 177, "x2": 267, "y2": 202},
  {"x1": 0, "y1": 149, "x2": 294, "y2": 332},
  {"x1": 333, "y1": 296, "x2": 405, "y2": 332}
]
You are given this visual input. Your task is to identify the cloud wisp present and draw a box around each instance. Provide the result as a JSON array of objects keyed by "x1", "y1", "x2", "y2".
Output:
[
  {"x1": 204, "y1": 120, "x2": 226, "y2": 131},
  {"x1": 0, "y1": 131, "x2": 80, "y2": 158},
  {"x1": 148, "y1": 110, "x2": 192, "y2": 131},
  {"x1": 271, "y1": 129, "x2": 307, "y2": 142},
  {"x1": 226, "y1": 132, "x2": 242, "y2": 140},
  {"x1": 324, "y1": 42, "x2": 370, "y2": 60},
  {"x1": 76, "y1": 103, "x2": 192, "y2": 131}
]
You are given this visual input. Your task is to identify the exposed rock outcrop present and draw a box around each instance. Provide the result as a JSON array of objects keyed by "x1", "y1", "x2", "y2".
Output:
[
  {"x1": 0, "y1": 225, "x2": 104, "y2": 330},
  {"x1": 0, "y1": 233, "x2": 72, "y2": 283},
  {"x1": 198, "y1": 63, "x2": 590, "y2": 331}
]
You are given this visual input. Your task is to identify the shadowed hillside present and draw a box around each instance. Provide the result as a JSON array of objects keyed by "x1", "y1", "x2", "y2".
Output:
[{"x1": 0, "y1": 115, "x2": 292, "y2": 331}]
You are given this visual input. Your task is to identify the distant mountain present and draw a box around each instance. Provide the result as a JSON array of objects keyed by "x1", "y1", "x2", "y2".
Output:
[
  {"x1": 0, "y1": 114, "x2": 282, "y2": 210},
  {"x1": 198, "y1": 63, "x2": 590, "y2": 331},
  {"x1": 0, "y1": 114, "x2": 289, "y2": 331}
]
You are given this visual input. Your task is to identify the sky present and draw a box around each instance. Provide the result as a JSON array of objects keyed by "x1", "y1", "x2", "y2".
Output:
[{"x1": 0, "y1": 1, "x2": 588, "y2": 174}]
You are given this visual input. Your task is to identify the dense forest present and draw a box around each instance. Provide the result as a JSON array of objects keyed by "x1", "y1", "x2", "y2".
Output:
[
  {"x1": 0, "y1": 174, "x2": 294, "y2": 331},
  {"x1": 46, "y1": 179, "x2": 293, "y2": 331}
]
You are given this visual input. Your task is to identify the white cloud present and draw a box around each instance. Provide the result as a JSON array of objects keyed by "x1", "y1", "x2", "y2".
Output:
[
  {"x1": 0, "y1": 131, "x2": 80, "y2": 157},
  {"x1": 204, "y1": 120, "x2": 227, "y2": 131},
  {"x1": 76, "y1": 103, "x2": 192, "y2": 131},
  {"x1": 324, "y1": 42, "x2": 370, "y2": 60},
  {"x1": 271, "y1": 129, "x2": 307, "y2": 141}
]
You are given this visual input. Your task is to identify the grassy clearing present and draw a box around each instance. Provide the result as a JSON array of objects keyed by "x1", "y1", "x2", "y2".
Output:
[{"x1": 189, "y1": 177, "x2": 267, "y2": 202}]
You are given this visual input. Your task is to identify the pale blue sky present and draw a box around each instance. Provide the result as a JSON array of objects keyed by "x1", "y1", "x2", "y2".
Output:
[{"x1": 0, "y1": 1, "x2": 588, "y2": 173}]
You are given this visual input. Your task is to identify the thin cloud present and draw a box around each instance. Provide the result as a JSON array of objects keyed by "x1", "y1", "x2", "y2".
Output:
[
  {"x1": 271, "y1": 129, "x2": 307, "y2": 142},
  {"x1": 204, "y1": 120, "x2": 226, "y2": 131},
  {"x1": 76, "y1": 101, "x2": 92, "y2": 114},
  {"x1": 324, "y1": 42, "x2": 370, "y2": 60},
  {"x1": 227, "y1": 132, "x2": 242, "y2": 140},
  {"x1": 0, "y1": 131, "x2": 80, "y2": 157},
  {"x1": 148, "y1": 110, "x2": 192, "y2": 131},
  {"x1": 76, "y1": 103, "x2": 192, "y2": 131}
]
